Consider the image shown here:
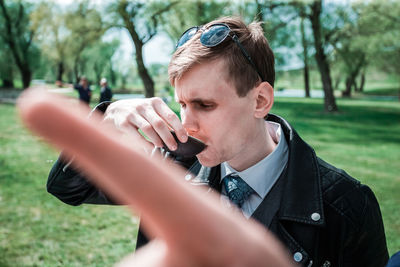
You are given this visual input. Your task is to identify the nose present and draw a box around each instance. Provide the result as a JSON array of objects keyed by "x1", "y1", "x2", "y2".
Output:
[{"x1": 181, "y1": 108, "x2": 199, "y2": 135}]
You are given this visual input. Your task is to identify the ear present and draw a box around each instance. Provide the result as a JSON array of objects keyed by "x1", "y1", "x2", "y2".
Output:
[{"x1": 253, "y1": 82, "x2": 274, "y2": 118}]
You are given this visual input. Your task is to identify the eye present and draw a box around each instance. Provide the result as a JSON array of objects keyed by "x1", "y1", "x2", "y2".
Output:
[
  {"x1": 179, "y1": 102, "x2": 186, "y2": 108},
  {"x1": 200, "y1": 103, "x2": 214, "y2": 109},
  {"x1": 195, "y1": 102, "x2": 215, "y2": 110}
]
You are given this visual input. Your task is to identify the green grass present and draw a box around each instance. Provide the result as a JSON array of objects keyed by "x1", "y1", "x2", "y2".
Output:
[
  {"x1": 271, "y1": 97, "x2": 400, "y2": 255},
  {"x1": 1, "y1": 97, "x2": 399, "y2": 266},
  {"x1": 0, "y1": 103, "x2": 137, "y2": 266},
  {"x1": 275, "y1": 68, "x2": 400, "y2": 97}
]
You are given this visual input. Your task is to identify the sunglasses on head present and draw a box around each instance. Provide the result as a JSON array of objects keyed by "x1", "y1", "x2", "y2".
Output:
[{"x1": 176, "y1": 23, "x2": 265, "y2": 82}]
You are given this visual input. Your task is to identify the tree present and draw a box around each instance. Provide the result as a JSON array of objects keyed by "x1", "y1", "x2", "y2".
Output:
[
  {"x1": 252, "y1": 1, "x2": 299, "y2": 71},
  {"x1": 65, "y1": 1, "x2": 105, "y2": 83},
  {"x1": 283, "y1": 1, "x2": 314, "y2": 98},
  {"x1": 244, "y1": 1, "x2": 343, "y2": 109},
  {"x1": 355, "y1": 0, "x2": 400, "y2": 100},
  {"x1": 328, "y1": 5, "x2": 368, "y2": 97},
  {"x1": 0, "y1": 0, "x2": 39, "y2": 88},
  {"x1": 0, "y1": 38, "x2": 14, "y2": 88},
  {"x1": 299, "y1": 12, "x2": 311, "y2": 97},
  {"x1": 308, "y1": 0, "x2": 337, "y2": 112},
  {"x1": 82, "y1": 39, "x2": 120, "y2": 87},
  {"x1": 112, "y1": 0, "x2": 178, "y2": 98},
  {"x1": 31, "y1": 2, "x2": 70, "y2": 83},
  {"x1": 160, "y1": 0, "x2": 230, "y2": 43}
]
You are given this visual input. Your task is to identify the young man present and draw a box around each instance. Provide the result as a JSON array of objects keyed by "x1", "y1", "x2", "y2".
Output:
[{"x1": 47, "y1": 17, "x2": 388, "y2": 266}]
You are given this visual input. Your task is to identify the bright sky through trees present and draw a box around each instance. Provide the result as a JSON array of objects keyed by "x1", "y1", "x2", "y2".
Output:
[{"x1": 51, "y1": 0, "x2": 173, "y2": 65}]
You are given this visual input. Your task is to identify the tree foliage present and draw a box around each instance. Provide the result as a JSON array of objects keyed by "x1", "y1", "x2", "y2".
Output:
[
  {"x1": 0, "y1": 0, "x2": 399, "y2": 105},
  {"x1": 31, "y1": 2, "x2": 70, "y2": 83},
  {"x1": 159, "y1": 0, "x2": 231, "y2": 44},
  {"x1": 110, "y1": 0, "x2": 178, "y2": 98},
  {"x1": 82, "y1": 39, "x2": 120, "y2": 88},
  {"x1": 65, "y1": 1, "x2": 105, "y2": 83},
  {"x1": 355, "y1": 1, "x2": 400, "y2": 83},
  {"x1": 0, "y1": 0, "x2": 40, "y2": 88}
]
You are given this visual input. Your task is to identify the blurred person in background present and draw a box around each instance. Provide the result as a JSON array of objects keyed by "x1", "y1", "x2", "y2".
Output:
[
  {"x1": 74, "y1": 76, "x2": 92, "y2": 105},
  {"x1": 99, "y1": 77, "x2": 112, "y2": 103}
]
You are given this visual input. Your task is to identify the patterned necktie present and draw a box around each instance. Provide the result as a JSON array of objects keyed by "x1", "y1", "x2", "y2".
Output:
[{"x1": 223, "y1": 174, "x2": 255, "y2": 208}]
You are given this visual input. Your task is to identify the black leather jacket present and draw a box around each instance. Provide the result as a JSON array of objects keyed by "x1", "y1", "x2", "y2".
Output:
[{"x1": 47, "y1": 113, "x2": 388, "y2": 267}]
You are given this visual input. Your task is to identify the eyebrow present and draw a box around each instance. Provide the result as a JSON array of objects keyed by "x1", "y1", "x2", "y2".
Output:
[
  {"x1": 190, "y1": 98, "x2": 215, "y2": 104},
  {"x1": 176, "y1": 97, "x2": 216, "y2": 104}
]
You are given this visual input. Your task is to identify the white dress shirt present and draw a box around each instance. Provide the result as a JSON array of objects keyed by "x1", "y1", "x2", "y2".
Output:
[{"x1": 220, "y1": 121, "x2": 289, "y2": 218}]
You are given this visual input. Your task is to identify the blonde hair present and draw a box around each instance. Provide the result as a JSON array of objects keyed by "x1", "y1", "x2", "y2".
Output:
[{"x1": 168, "y1": 16, "x2": 275, "y2": 97}]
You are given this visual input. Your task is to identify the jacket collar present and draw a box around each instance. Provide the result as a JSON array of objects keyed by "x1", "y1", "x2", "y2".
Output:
[
  {"x1": 185, "y1": 113, "x2": 325, "y2": 226},
  {"x1": 267, "y1": 114, "x2": 325, "y2": 227}
]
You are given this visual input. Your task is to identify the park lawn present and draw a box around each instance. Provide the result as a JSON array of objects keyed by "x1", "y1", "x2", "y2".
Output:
[
  {"x1": 271, "y1": 97, "x2": 400, "y2": 255},
  {"x1": 0, "y1": 102, "x2": 137, "y2": 266},
  {"x1": 0, "y1": 96, "x2": 399, "y2": 266}
]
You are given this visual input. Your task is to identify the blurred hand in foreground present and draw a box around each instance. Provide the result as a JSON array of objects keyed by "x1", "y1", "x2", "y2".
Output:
[{"x1": 18, "y1": 89, "x2": 294, "y2": 267}]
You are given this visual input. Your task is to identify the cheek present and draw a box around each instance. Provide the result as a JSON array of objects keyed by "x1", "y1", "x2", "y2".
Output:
[{"x1": 199, "y1": 104, "x2": 252, "y2": 145}]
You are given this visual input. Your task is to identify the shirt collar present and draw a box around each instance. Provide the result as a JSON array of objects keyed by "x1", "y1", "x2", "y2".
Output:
[{"x1": 221, "y1": 121, "x2": 288, "y2": 199}]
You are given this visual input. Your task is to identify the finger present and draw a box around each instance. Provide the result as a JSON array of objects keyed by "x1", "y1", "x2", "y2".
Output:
[
  {"x1": 123, "y1": 127, "x2": 155, "y2": 153},
  {"x1": 151, "y1": 98, "x2": 188, "y2": 143},
  {"x1": 136, "y1": 107, "x2": 177, "y2": 151},
  {"x1": 115, "y1": 240, "x2": 168, "y2": 267},
  {"x1": 103, "y1": 114, "x2": 155, "y2": 152},
  {"x1": 127, "y1": 112, "x2": 166, "y2": 149}
]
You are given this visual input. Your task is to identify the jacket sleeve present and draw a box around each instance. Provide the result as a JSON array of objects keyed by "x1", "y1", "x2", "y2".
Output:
[
  {"x1": 46, "y1": 101, "x2": 116, "y2": 206},
  {"x1": 46, "y1": 101, "x2": 197, "y2": 207},
  {"x1": 343, "y1": 185, "x2": 389, "y2": 267},
  {"x1": 47, "y1": 156, "x2": 116, "y2": 206},
  {"x1": 47, "y1": 156, "x2": 115, "y2": 206},
  {"x1": 47, "y1": 152, "x2": 197, "y2": 207}
]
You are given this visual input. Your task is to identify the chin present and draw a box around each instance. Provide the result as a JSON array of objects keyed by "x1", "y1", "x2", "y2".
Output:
[{"x1": 196, "y1": 153, "x2": 221, "y2": 168}]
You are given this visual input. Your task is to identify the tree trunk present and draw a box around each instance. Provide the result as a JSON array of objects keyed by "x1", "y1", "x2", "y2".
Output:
[
  {"x1": 1, "y1": 60, "x2": 14, "y2": 88},
  {"x1": 73, "y1": 57, "x2": 80, "y2": 83},
  {"x1": 123, "y1": 15, "x2": 155, "y2": 97},
  {"x1": 135, "y1": 44, "x2": 154, "y2": 98},
  {"x1": 342, "y1": 68, "x2": 360, "y2": 98},
  {"x1": 116, "y1": 1, "x2": 171, "y2": 98},
  {"x1": 300, "y1": 15, "x2": 310, "y2": 98},
  {"x1": 93, "y1": 62, "x2": 102, "y2": 88},
  {"x1": 342, "y1": 77, "x2": 352, "y2": 97},
  {"x1": 352, "y1": 79, "x2": 358, "y2": 93},
  {"x1": 309, "y1": 0, "x2": 338, "y2": 112},
  {"x1": 398, "y1": 80, "x2": 400, "y2": 102},
  {"x1": 1, "y1": 78, "x2": 13, "y2": 88},
  {"x1": 357, "y1": 71, "x2": 365, "y2": 92},
  {"x1": 334, "y1": 76, "x2": 341, "y2": 90},
  {"x1": 21, "y1": 67, "x2": 32, "y2": 89},
  {"x1": 303, "y1": 59, "x2": 310, "y2": 98},
  {"x1": 57, "y1": 61, "x2": 64, "y2": 83},
  {"x1": 109, "y1": 59, "x2": 116, "y2": 86},
  {"x1": 0, "y1": 0, "x2": 33, "y2": 89}
]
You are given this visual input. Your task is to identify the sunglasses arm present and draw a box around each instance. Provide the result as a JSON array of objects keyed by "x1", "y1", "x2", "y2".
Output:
[{"x1": 231, "y1": 34, "x2": 265, "y2": 82}]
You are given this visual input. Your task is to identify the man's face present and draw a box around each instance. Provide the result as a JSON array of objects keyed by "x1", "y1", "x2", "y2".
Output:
[
  {"x1": 81, "y1": 79, "x2": 87, "y2": 87},
  {"x1": 175, "y1": 59, "x2": 258, "y2": 168}
]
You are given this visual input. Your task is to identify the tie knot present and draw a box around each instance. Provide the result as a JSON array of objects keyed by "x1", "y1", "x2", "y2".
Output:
[{"x1": 223, "y1": 174, "x2": 254, "y2": 208}]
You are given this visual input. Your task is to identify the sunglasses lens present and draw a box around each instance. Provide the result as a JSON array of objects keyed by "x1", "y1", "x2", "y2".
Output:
[
  {"x1": 200, "y1": 24, "x2": 229, "y2": 47},
  {"x1": 177, "y1": 27, "x2": 198, "y2": 48}
]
